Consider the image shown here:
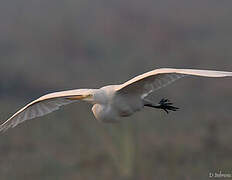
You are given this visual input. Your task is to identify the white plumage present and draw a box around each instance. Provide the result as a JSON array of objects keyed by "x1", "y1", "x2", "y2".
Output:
[{"x1": 1, "y1": 68, "x2": 232, "y2": 132}]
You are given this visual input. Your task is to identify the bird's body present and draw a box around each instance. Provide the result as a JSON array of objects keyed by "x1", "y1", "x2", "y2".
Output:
[
  {"x1": 92, "y1": 85, "x2": 143, "y2": 122},
  {"x1": 1, "y1": 68, "x2": 232, "y2": 132}
]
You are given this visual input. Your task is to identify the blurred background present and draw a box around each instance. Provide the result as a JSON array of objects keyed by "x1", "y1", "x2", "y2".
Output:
[{"x1": 0, "y1": 0, "x2": 232, "y2": 179}]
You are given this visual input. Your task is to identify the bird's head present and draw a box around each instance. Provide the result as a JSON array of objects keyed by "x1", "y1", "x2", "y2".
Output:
[{"x1": 66, "y1": 89, "x2": 107, "y2": 104}]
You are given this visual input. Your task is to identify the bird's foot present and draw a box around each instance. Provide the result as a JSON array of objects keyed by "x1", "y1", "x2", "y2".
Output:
[{"x1": 158, "y1": 98, "x2": 179, "y2": 114}]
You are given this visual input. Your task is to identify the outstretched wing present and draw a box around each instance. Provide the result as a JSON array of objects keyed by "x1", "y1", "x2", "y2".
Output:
[
  {"x1": 0, "y1": 89, "x2": 93, "y2": 132},
  {"x1": 116, "y1": 68, "x2": 232, "y2": 98}
]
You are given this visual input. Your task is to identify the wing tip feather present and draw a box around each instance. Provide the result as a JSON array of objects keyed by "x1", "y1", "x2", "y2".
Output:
[{"x1": 0, "y1": 121, "x2": 13, "y2": 133}]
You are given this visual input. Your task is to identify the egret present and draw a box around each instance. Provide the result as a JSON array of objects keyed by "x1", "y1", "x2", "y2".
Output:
[{"x1": 1, "y1": 68, "x2": 232, "y2": 132}]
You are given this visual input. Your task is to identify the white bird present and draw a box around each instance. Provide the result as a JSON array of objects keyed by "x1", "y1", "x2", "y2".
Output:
[{"x1": 1, "y1": 68, "x2": 232, "y2": 132}]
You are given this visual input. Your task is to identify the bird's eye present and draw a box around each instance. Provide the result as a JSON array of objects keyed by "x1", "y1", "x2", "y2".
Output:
[{"x1": 87, "y1": 94, "x2": 93, "y2": 98}]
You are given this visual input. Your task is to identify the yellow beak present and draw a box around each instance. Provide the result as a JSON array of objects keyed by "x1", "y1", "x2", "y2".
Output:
[{"x1": 66, "y1": 94, "x2": 92, "y2": 100}]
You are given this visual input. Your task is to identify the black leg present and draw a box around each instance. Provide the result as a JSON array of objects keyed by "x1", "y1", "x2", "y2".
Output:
[{"x1": 144, "y1": 98, "x2": 179, "y2": 114}]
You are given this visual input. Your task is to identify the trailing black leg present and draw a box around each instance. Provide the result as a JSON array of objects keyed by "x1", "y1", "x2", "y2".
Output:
[{"x1": 144, "y1": 98, "x2": 179, "y2": 114}]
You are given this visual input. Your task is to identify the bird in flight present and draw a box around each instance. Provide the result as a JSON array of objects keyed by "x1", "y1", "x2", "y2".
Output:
[{"x1": 1, "y1": 68, "x2": 232, "y2": 132}]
